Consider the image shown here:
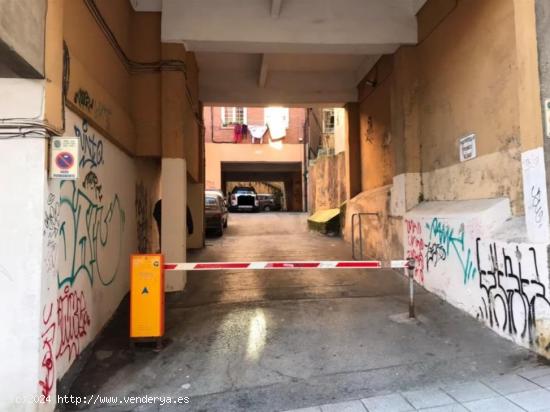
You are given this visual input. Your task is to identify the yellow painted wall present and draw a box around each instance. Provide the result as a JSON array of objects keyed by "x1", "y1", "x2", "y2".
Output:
[
  {"x1": 64, "y1": 0, "x2": 136, "y2": 152},
  {"x1": 355, "y1": 0, "x2": 543, "y2": 216},
  {"x1": 205, "y1": 143, "x2": 303, "y2": 190},
  {"x1": 48, "y1": 0, "x2": 202, "y2": 165},
  {"x1": 308, "y1": 152, "x2": 348, "y2": 213}
]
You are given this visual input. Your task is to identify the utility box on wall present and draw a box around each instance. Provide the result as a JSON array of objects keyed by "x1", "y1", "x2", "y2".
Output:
[{"x1": 130, "y1": 254, "x2": 164, "y2": 343}]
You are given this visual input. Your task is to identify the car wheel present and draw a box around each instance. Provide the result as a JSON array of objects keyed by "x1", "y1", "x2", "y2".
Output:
[{"x1": 263, "y1": 205, "x2": 271, "y2": 212}]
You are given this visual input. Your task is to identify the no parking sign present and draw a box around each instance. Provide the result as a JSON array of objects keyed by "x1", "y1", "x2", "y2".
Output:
[{"x1": 50, "y1": 137, "x2": 79, "y2": 179}]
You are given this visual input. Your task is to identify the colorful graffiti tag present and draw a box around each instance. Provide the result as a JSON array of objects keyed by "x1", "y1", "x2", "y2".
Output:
[
  {"x1": 405, "y1": 212, "x2": 550, "y2": 350},
  {"x1": 425, "y1": 218, "x2": 477, "y2": 284},
  {"x1": 58, "y1": 180, "x2": 125, "y2": 288},
  {"x1": 39, "y1": 115, "x2": 128, "y2": 397},
  {"x1": 405, "y1": 219, "x2": 424, "y2": 282}
]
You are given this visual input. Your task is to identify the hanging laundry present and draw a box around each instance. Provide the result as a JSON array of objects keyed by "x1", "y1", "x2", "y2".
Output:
[
  {"x1": 265, "y1": 107, "x2": 288, "y2": 140},
  {"x1": 233, "y1": 124, "x2": 242, "y2": 143},
  {"x1": 248, "y1": 125, "x2": 268, "y2": 144}
]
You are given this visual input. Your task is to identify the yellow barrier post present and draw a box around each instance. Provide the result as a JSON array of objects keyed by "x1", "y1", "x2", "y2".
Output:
[{"x1": 130, "y1": 254, "x2": 164, "y2": 349}]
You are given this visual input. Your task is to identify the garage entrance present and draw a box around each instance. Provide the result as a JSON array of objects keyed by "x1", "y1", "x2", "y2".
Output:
[
  {"x1": 222, "y1": 161, "x2": 304, "y2": 212},
  {"x1": 67, "y1": 212, "x2": 544, "y2": 412}
]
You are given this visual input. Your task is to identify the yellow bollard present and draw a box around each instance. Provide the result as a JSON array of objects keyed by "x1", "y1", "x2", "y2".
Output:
[{"x1": 130, "y1": 254, "x2": 164, "y2": 348}]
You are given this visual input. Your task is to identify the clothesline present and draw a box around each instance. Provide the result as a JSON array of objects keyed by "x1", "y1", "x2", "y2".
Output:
[{"x1": 233, "y1": 123, "x2": 281, "y2": 144}]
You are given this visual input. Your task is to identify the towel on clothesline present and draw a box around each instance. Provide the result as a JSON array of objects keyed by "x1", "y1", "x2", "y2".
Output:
[
  {"x1": 265, "y1": 107, "x2": 288, "y2": 140},
  {"x1": 248, "y1": 125, "x2": 268, "y2": 138}
]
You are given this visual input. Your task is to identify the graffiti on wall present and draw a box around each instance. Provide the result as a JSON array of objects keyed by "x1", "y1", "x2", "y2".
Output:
[
  {"x1": 58, "y1": 180, "x2": 125, "y2": 288},
  {"x1": 38, "y1": 304, "x2": 55, "y2": 397},
  {"x1": 74, "y1": 89, "x2": 94, "y2": 112},
  {"x1": 425, "y1": 218, "x2": 477, "y2": 284},
  {"x1": 476, "y1": 239, "x2": 550, "y2": 345},
  {"x1": 405, "y1": 219, "x2": 424, "y2": 282},
  {"x1": 73, "y1": 89, "x2": 112, "y2": 127},
  {"x1": 522, "y1": 148, "x2": 550, "y2": 242},
  {"x1": 39, "y1": 286, "x2": 91, "y2": 396},
  {"x1": 82, "y1": 171, "x2": 103, "y2": 201},
  {"x1": 55, "y1": 286, "x2": 91, "y2": 361},
  {"x1": 39, "y1": 115, "x2": 130, "y2": 396},
  {"x1": 530, "y1": 186, "x2": 545, "y2": 229},
  {"x1": 58, "y1": 120, "x2": 126, "y2": 287},
  {"x1": 405, "y1": 212, "x2": 550, "y2": 349},
  {"x1": 135, "y1": 182, "x2": 150, "y2": 254},
  {"x1": 44, "y1": 193, "x2": 60, "y2": 278},
  {"x1": 74, "y1": 120, "x2": 104, "y2": 169}
]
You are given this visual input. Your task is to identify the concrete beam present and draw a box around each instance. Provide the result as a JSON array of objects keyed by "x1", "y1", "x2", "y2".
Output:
[
  {"x1": 258, "y1": 54, "x2": 269, "y2": 88},
  {"x1": 163, "y1": 0, "x2": 420, "y2": 52},
  {"x1": 200, "y1": 70, "x2": 357, "y2": 105},
  {"x1": 129, "y1": 0, "x2": 162, "y2": 12},
  {"x1": 184, "y1": 41, "x2": 398, "y2": 55},
  {"x1": 355, "y1": 55, "x2": 380, "y2": 85},
  {"x1": 271, "y1": 0, "x2": 283, "y2": 18}
]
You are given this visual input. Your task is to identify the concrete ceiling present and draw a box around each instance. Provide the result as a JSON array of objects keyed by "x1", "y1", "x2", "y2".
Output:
[{"x1": 130, "y1": 0, "x2": 427, "y2": 106}]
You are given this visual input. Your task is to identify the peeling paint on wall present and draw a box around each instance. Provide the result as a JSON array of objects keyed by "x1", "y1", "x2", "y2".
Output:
[{"x1": 308, "y1": 152, "x2": 347, "y2": 213}]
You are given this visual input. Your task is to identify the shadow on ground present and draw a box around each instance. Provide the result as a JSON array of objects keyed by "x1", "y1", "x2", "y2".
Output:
[{"x1": 64, "y1": 213, "x2": 548, "y2": 412}]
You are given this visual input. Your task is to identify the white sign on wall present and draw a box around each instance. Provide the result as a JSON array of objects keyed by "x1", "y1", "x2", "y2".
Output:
[
  {"x1": 545, "y1": 98, "x2": 550, "y2": 138},
  {"x1": 50, "y1": 137, "x2": 79, "y2": 179},
  {"x1": 522, "y1": 147, "x2": 549, "y2": 243},
  {"x1": 459, "y1": 134, "x2": 477, "y2": 162}
]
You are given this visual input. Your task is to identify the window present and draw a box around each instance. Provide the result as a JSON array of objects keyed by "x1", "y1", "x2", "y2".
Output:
[
  {"x1": 322, "y1": 109, "x2": 335, "y2": 133},
  {"x1": 221, "y1": 107, "x2": 246, "y2": 127}
]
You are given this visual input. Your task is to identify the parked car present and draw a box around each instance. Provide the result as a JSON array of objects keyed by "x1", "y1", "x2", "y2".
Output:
[
  {"x1": 205, "y1": 190, "x2": 228, "y2": 226},
  {"x1": 257, "y1": 194, "x2": 281, "y2": 212},
  {"x1": 229, "y1": 186, "x2": 259, "y2": 212},
  {"x1": 205, "y1": 192, "x2": 228, "y2": 235}
]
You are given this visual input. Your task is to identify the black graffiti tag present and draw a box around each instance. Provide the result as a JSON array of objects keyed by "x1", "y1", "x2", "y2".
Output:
[{"x1": 531, "y1": 186, "x2": 544, "y2": 227}]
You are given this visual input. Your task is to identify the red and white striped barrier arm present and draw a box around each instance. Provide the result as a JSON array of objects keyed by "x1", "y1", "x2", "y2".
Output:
[{"x1": 163, "y1": 260, "x2": 408, "y2": 271}]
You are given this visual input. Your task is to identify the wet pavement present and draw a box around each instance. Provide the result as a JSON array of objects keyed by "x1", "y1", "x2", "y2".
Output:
[{"x1": 65, "y1": 213, "x2": 548, "y2": 411}]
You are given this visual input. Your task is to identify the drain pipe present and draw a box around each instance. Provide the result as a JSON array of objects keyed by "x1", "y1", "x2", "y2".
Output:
[{"x1": 303, "y1": 111, "x2": 309, "y2": 212}]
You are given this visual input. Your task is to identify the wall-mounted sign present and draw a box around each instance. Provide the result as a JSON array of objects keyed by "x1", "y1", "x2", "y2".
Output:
[
  {"x1": 50, "y1": 137, "x2": 79, "y2": 179},
  {"x1": 545, "y1": 98, "x2": 550, "y2": 138},
  {"x1": 459, "y1": 133, "x2": 477, "y2": 162}
]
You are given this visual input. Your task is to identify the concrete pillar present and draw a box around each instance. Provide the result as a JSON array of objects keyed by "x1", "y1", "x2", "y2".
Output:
[
  {"x1": 161, "y1": 158, "x2": 187, "y2": 291},
  {"x1": 161, "y1": 43, "x2": 190, "y2": 290},
  {"x1": 0, "y1": 138, "x2": 48, "y2": 411},
  {"x1": 515, "y1": 0, "x2": 549, "y2": 242},
  {"x1": 187, "y1": 182, "x2": 205, "y2": 249},
  {"x1": 536, "y1": 0, "x2": 550, "y2": 239},
  {"x1": 344, "y1": 103, "x2": 361, "y2": 198},
  {"x1": 392, "y1": 47, "x2": 421, "y2": 213}
]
